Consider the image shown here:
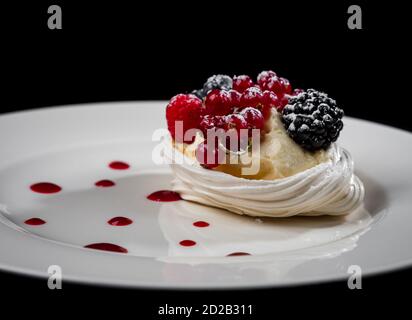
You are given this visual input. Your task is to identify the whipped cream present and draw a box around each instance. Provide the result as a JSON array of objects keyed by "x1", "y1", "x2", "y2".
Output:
[{"x1": 164, "y1": 139, "x2": 364, "y2": 217}]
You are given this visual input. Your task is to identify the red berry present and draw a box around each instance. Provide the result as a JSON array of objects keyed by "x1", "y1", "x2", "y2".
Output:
[
  {"x1": 228, "y1": 89, "x2": 241, "y2": 108},
  {"x1": 233, "y1": 75, "x2": 254, "y2": 93},
  {"x1": 264, "y1": 76, "x2": 283, "y2": 95},
  {"x1": 260, "y1": 91, "x2": 280, "y2": 119},
  {"x1": 257, "y1": 70, "x2": 277, "y2": 88},
  {"x1": 196, "y1": 141, "x2": 225, "y2": 169},
  {"x1": 240, "y1": 107, "x2": 265, "y2": 131},
  {"x1": 224, "y1": 114, "x2": 249, "y2": 151},
  {"x1": 262, "y1": 90, "x2": 280, "y2": 107},
  {"x1": 277, "y1": 94, "x2": 290, "y2": 111},
  {"x1": 199, "y1": 115, "x2": 226, "y2": 136},
  {"x1": 225, "y1": 114, "x2": 248, "y2": 133},
  {"x1": 240, "y1": 87, "x2": 263, "y2": 108},
  {"x1": 279, "y1": 77, "x2": 292, "y2": 94},
  {"x1": 205, "y1": 89, "x2": 232, "y2": 116},
  {"x1": 256, "y1": 105, "x2": 272, "y2": 120},
  {"x1": 166, "y1": 94, "x2": 203, "y2": 143},
  {"x1": 292, "y1": 88, "x2": 304, "y2": 96}
]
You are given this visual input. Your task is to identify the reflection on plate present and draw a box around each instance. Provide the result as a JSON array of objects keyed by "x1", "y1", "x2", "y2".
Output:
[{"x1": 158, "y1": 200, "x2": 374, "y2": 261}]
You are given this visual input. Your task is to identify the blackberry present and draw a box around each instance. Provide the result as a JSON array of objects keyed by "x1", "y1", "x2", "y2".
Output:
[
  {"x1": 192, "y1": 74, "x2": 233, "y2": 99},
  {"x1": 192, "y1": 88, "x2": 205, "y2": 99},
  {"x1": 203, "y1": 74, "x2": 233, "y2": 94},
  {"x1": 281, "y1": 89, "x2": 344, "y2": 151}
]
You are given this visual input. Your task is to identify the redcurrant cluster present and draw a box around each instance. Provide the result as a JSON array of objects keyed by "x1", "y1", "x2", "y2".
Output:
[{"x1": 166, "y1": 71, "x2": 302, "y2": 168}]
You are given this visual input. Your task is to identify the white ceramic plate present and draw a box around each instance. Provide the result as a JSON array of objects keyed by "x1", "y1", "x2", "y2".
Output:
[{"x1": 0, "y1": 102, "x2": 411, "y2": 289}]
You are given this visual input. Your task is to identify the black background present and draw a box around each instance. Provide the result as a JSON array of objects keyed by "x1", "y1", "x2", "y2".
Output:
[{"x1": 0, "y1": 0, "x2": 410, "y2": 317}]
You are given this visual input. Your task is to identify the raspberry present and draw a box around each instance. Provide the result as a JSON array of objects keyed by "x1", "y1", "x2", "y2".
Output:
[
  {"x1": 233, "y1": 75, "x2": 254, "y2": 93},
  {"x1": 196, "y1": 141, "x2": 225, "y2": 169},
  {"x1": 240, "y1": 87, "x2": 263, "y2": 108},
  {"x1": 205, "y1": 89, "x2": 232, "y2": 116},
  {"x1": 240, "y1": 107, "x2": 264, "y2": 131},
  {"x1": 166, "y1": 94, "x2": 203, "y2": 143}
]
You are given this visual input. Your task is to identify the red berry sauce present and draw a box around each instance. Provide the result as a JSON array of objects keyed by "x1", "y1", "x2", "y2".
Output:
[
  {"x1": 193, "y1": 221, "x2": 210, "y2": 228},
  {"x1": 30, "y1": 182, "x2": 62, "y2": 194},
  {"x1": 107, "y1": 216, "x2": 133, "y2": 226},
  {"x1": 147, "y1": 190, "x2": 182, "y2": 202},
  {"x1": 24, "y1": 218, "x2": 46, "y2": 225},
  {"x1": 95, "y1": 179, "x2": 116, "y2": 187},
  {"x1": 108, "y1": 161, "x2": 130, "y2": 170},
  {"x1": 179, "y1": 240, "x2": 196, "y2": 247},
  {"x1": 84, "y1": 243, "x2": 128, "y2": 253},
  {"x1": 226, "y1": 252, "x2": 251, "y2": 257}
]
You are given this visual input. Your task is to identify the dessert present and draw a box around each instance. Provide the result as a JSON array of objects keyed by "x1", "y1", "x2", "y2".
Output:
[{"x1": 163, "y1": 71, "x2": 364, "y2": 217}]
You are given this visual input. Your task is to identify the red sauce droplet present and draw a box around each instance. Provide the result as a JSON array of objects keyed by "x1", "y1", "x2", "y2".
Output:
[
  {"x1": 227, "y1": 252, "x2": 251, "y2": 257},
  {"x1": 193, "y1": 221, "x2": 210, "y2": 228},
  {"x1": 179, "y1": 240, "x2": 196, "y2": 247},
  {"x1": 84, "y1": 243, "x2": 128, "y2": 253},
  {"x1": 147, "y1": 190, "x2": 181, "y2": 202},
  {"x1": 30, "y1": 182, "x2": 61, "y2": 194},
  {"x1": 107, "y1": 216, "x2": 133, "y2": 226},
  {"x1": 24, "y1": 218, "x2": 46, "y2": 225},
  {"x1": 95, "y1": 179, "x2": 116, "y2": 187},
  {"x1": 109, "y1": 161, "x2": 130, "y2": 170}
]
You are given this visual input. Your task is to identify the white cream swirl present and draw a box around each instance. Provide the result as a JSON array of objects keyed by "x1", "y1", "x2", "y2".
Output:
[{"x1": 164, "y1": 140, "x2": 364, "y2": 218}]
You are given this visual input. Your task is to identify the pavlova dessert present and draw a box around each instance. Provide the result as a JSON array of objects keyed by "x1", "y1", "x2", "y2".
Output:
[{"x1": 163, "y1": 71, "x2": 364, "y2": 217}]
